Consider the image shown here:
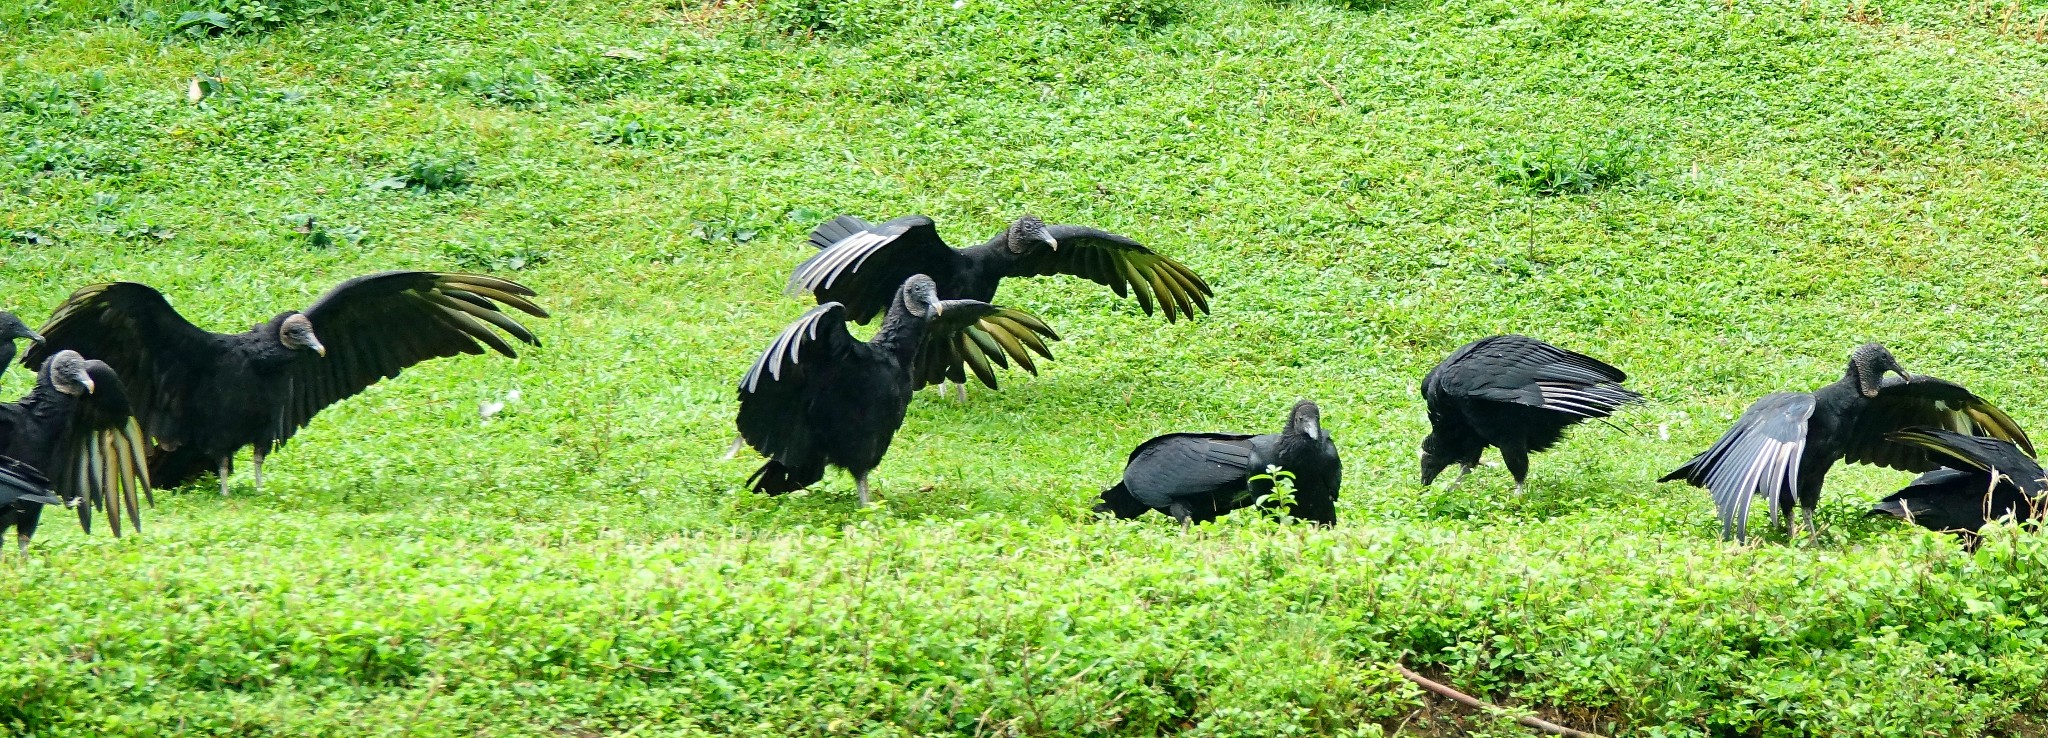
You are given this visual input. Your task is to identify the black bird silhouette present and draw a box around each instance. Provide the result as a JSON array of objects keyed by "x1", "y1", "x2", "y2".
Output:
[
  {"x1": 0, "y1": 311, "x2": 44, "y2": 377},
  {"x1": 1870, "y1": 427, "x2": 2044, "y2": 547},
  {"x1": 0, "y1": 350, "x2": 152, "y2": 551},
  {"x1": 1420, "y1": 335, "x2": 1643, "y2": 494},
  {"x1": 789, "y1": 214, "x2": 1210, "y2": 393},
  {"x1": 1660, "y1": 343, "x2": 2032, "y2": 542},
  {"x1": 26, "y1": 272, "x2": 547, "y2": 495},
  {"x1": 1094, "y1": 401, "x2": 1340, "y2": 525},
  {"x1": 735, "y1": 274, "x2": 1058, "y2": 506}
]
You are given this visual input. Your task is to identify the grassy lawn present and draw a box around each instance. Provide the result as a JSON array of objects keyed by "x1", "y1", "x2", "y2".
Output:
[{"x1": 5, "y1": 0, "x2": 2048, "y2": 734}]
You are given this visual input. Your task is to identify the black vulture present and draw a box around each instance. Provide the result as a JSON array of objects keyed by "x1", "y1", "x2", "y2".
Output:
[
  {"x1": 0, "y1": 350, "x2": 152, "y2": 551},
  {"x1": 1419, "y1": 335, "x2": 1643, "y2": 494},
  {"x1": 24, "y1": 272, "x2": 547, "y2": 495},
  {"x1": 1660, "y1": 343, "x2": 2032, "y2": 542},
  {"x1": 1869, "y1": 427, "x2": 2044, "y2": 547},
  {"x1": 734, "y1": 274, "x2": 1059, "y2": 506},
  {"x1": 1094, "y1": 400, "x2": 1341, "y2": 525},
  {"x1": 0, "y1": 311, "x2": 44, "y2": 377},
  {"x1": 788, "y1": 214, "x2": 1211, "y2": 394}
]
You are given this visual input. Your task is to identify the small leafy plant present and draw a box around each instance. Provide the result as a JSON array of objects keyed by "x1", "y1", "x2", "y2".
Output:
[
  {"x1": 441, "y1": 239, "x2": 550, "y2": 271},
  {"x1": 370, "y1": 154, "x2": 475, "y2": 194},
  {"x1": 1490, "y1": 132, "x2": 1645, "y2": 195},
  {"x1": 587, "y1": 111, "x2": 678, "y2": 146}
]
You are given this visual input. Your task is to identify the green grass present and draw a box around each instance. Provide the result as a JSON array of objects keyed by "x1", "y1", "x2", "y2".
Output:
[{"x1": 5, "y1": 0, "x2": 2048, "y2": 734}]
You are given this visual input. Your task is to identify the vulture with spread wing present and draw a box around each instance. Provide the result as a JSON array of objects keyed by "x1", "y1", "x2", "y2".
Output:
[
  {"x1": 735, "y1": 274, "x2": 1058, "y2": 506},
  {"x1": 1870, "y1": 427, "x2": 2045, "y2": 547},
  {"x1": 0, "y1": 350, "x2": 152, "y2": 550},
  {"x1": 1094, "y1": 401, "x2": 1341, "y2": 525},
  {"x1": 1660, "y1": 343, "x2": 2032, "y2": 542},
  {"x1": 788, "y1": 214, "x2": 1209, "y2": 391},
  {"x1": 1420, "y1": 335, "x2": 1643, "y2": 494},
  {"x1": 25, "y1": 272, "x2": 547, "y2": 494}
]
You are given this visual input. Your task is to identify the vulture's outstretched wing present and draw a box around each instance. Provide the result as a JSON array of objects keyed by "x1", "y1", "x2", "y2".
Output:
[
  {"x1": 1008, "y1": 225, "x2": 1213, "y2": 322},
  {"x1": 736, "y1": 303, "x2": 857, "y2": 463},
  {"x1": 789, "y1": 216, "x2": 963, "y2": 323},
  {"x1": 1425, "y1": 335, "x2": 1642, "y2": 418},
  {"x1": 1660, "y1": 392, "x2": 1814, "y2": 542},
  {"x1": 912, "y1": 301, "x2": 1060, "y2": 390},
  {"x1": 0, "y1": 456, "x2": 60, "y2": 508},
  {"x1": 26, "y1": 283, "x2": 219, "y2": 441},
  {"x1": 1884, "y1": 427, "x2": 2046, "y2": 496},
  {"x1": 1120, "y1": 432, "x2": 1261, "y2": 508},
  {"x1": 281, "y1": 271, "x2": 547, "y2": 444},
  {"x1": 1842, "y1": 375, "x2": 2033, "y2": 473},
  {"x1": 53, "y1": 361, "x2": 152, "y2": 537}
]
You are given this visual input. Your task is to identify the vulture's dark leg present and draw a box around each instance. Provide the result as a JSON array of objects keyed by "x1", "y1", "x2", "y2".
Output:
[
  {"x1": 950, "y1": 380, "x2": 967, "y2": 403},
  {"x1": 855, "y1": 473, "x2": 872, "y2": 507},
  {"x1": 721, "y1": 435, "x2": 744, "y2": 460},
  {"x1": 1445, "y1": 464, "x2": 1475, "y2": 492},
  {"x1": 1167, "y1": 502, "x2": 1194, "y2": 529},
  {"x1": 218, "y1": 457, "x2": 232, "y2": 497},
  {"x1": 1499, "y1": 441, "x2": 1531, "y2": 495},
  {"x1": 14, "y1": 532, "x2": 28, "y2": 554},
  {"x1": 252, "y1": 449, "x2": 267, "y2": 491}
]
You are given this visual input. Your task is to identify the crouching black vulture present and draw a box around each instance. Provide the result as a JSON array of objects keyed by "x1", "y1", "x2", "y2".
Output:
[
  {"x1": 789, "y1": 213, "x2": 1211, "y2": 395},
  {"x1": 0, "y1": 350, "x2": 152, "y2": 551},
  {"x1": 1094, "y1": 401, "x2": 1340, "y2": 525},
  {"x1": 25, "y1": 272, "x2": 548, "y2": 495},
  {"x1": 1870, "y1": 427, "x2": 2044, "y2": 547},
  {"x1": 734, "y1": 274, "x2": 1059, "y2": 506},
  {"x1": 1660, "y1": 343, "x2": 2031, "y2": 542},
  {"x1": 1420, "y1": 335, "x2": 1643, "y2": 494}
]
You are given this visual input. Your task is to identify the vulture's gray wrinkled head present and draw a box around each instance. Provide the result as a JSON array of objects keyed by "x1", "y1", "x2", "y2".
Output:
[
  {"x1": 1849, "y1": 342, "x2": 1907, "y2": 398},
  {"x1": 279, "y1": 313, "x2": 327, "y2": 356},
  {"x1": 1004, "y1": 214, "x2": 1058, "y2": 255},
  {"x1": 43, "y1": 350, "x2": 94, "y2": 396},
  {"x1": 899, "y1": 274, "x2": 945, "y2": 319},
  {"x1": 1286, "y1": 399, "x2": 1323, "y2": 441}
]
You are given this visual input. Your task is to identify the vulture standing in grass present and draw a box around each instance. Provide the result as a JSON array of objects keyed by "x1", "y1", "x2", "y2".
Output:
[
  {"x1": 1870, "y1": 427, "x2": 2044, "y2": 547},
  {"x1": 0, "y1": 350, "x2": 152, "y2": 551},
  {"x1": 789, "y1": 214, "x2": 1211, "y2": 394},
  {"x1": 735, "y1": 274, "x2": 1059, "y2": 506},
  {"x1": 0, "y1": 311, "x2": 44, "y2": 377},
  {"x1": 1419, "y1": 335, "x2": 1643, "y2": 494},
  {"x1": 1094, "y1": 400, "x2": 1340, "y2": 525},
  {"x1": 1660, "y1": 343, "x2": 2032, "y2": 542},
  {"x1": 25, "y1": 272, "x2": 547, "y2": 495}
]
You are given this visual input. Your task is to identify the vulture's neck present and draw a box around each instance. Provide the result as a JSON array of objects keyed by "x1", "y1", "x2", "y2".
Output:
[{"x1": 868, "y1": 301, "x2": 929, "y2": 367}]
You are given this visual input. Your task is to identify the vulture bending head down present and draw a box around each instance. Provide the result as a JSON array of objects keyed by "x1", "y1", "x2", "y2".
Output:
[{"x1": 25, "y1": 272, "x2": 548, "y2": 495}]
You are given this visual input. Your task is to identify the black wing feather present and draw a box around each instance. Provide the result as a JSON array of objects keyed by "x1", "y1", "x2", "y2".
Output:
[
  {"x1": 911, "y1": 301, "x2": 1061, "y2": 390},
  {"x1": 1660, "y1": 392, "x2": 1814, "y2": 541},
  {"x1": 1010, "y1": 225, "x2": 1215, "y2": 323},
  {"x1": 1120, "y1": 432, "x2": 1261, "y2": 508},
  {"x1": 736, "y1": 303, "x2": 857, "y2": 464},
  {"x1": 1424, "y1": 335, "x2": 1642, "y2": 418},
  {"x1": 787, "y1": 216, "x2": 964, "y2": 323},
  {"x1": 25, "y1": 283, "x2": 220, "y2": 446},
  {"x1": 49, "y1": 361, "x2": 153, "y2": 536},
  {"x1": 1844, "y1": 375, "x2": 2034, "y2": 473},
  {"x1": 283, "y1": 272, "x2": 546, "y2": 442}
]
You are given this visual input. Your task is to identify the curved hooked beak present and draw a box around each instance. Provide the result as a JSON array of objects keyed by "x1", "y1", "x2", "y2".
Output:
[
  {"x1": 310, "y1": 340, "x2": 328, "y2": 357},
  {"x1": 18, "y1": 327, "x2": 44, "y2": 345},
  {"x1": 1045, "y1": 237, "x2": 1060, "y2": 252},
  {"x1": 80, "y1": 374, "x2": 95, "y2": 394},
  {"x1": 926, "y1": 294, "x2": 947, "y2": 317},
  {"x1": 1302, "y1": 418, "x2": 1320, "y2": 440}
]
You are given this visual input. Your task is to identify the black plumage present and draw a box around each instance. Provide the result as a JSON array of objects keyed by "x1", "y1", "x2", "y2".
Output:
[
  {"x1": 789, "y1": 214, "x2": 1210, "y2": 390},
  {"x1": 1095, "y1": 400, "x2": 1341, "y2": 525},
  {"x1": 0, "y1": 310, "x2": 44, "y2": 378},
  {"x1": 0, "y1": 351, "x2": 152, "y2": 551},
  {"x1": 24, "y1": 272, "x2": 547, "y2": 494},
  {"x1": 1660, "y1": 343, "x2": 2032, "y2": 542},
  {"x1": 1869, "y1": 427, "x2": 2044, "y2": 547},
  {"x1": 1420, "y1": 335, "x2": 1643, "y2": 493},
  {"x1": 735, "y1": 274, "x2": 1059, "y2": 506}
]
